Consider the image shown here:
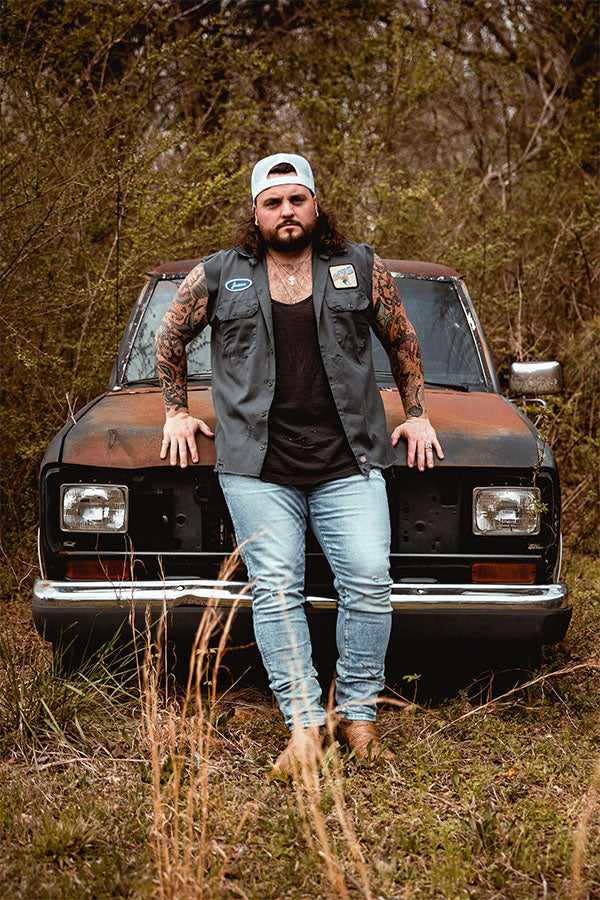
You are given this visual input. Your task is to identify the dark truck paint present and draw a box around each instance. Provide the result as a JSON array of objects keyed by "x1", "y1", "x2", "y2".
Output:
[{"x1": 33, "y1": 259, "x2": 571, "y2": 677}]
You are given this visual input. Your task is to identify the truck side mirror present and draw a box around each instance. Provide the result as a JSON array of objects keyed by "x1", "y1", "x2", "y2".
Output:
[{"x1": 509, "y1": 361, "x2": 563, "y2": 396}]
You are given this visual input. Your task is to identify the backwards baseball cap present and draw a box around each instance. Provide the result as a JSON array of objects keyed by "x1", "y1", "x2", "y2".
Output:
[{"x1": 251, "y1": 152, "x2": 315, "y2": 203}]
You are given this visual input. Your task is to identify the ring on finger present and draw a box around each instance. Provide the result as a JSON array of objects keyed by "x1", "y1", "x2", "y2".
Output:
[{"x1": 426, "y1": 442, "x2": 432, "y2": 449}]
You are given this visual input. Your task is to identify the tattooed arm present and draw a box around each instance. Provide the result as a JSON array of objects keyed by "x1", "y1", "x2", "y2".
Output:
[
  {"x1": 371, "y1": 255, "x2": 443, "y2": 470},
  {"x1": 154, "y1": 263, "x2": 214, "y2": 468}
]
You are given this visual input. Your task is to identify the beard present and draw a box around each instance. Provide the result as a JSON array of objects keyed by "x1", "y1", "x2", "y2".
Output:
[{"x1": 260, "y1": 217, "x2": 318, "y2": 254}]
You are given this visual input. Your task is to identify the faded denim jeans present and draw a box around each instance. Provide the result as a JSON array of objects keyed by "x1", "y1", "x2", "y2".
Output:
[{"x1": 219, "y1": 470, "x2": 392, "y2": 729}]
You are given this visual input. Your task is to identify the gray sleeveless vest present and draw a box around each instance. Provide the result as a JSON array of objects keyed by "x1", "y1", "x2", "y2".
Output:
[{"x1": 203, "y1": 241, "x2": 397, "y2": 477}]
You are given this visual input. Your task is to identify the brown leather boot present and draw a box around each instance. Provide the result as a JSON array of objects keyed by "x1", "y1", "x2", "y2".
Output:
[
  {"x1": 270, "y1": 725, "x2": 325, "y2": 778},
  {"x1": 337, "y1": 719, "x2": 394, "y2": 762}
]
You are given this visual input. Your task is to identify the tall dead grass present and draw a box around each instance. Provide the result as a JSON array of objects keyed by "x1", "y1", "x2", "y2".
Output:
[
  {"x1": 570, "y1": 749, "x2": 600, "y2": 900},
  {"x1": 136, "y1": 564, "x2": 384, "y2": 899},
  {"x1": 137, "y1": 583, "x2": 241, "y2": 898}
]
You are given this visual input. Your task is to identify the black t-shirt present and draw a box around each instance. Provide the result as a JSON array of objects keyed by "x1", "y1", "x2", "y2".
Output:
[{"x1": 260, "y1": 295, "x2": 360, "y2": 486}]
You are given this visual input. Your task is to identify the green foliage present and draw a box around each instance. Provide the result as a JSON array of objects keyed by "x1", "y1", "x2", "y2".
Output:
[
  {"x1": 32, "y1": 812, "x2": 105, "y2": 869},
  {"x1": 0, "y1": 628, "x2": 132, "y2": 756},
  {"x1": 1, "y1": 0, "x2": 598, "y2": 579}
]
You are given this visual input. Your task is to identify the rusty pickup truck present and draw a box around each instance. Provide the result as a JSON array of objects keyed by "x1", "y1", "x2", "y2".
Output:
[{"x1": 33, "y1": 259, "x2": 571, "y2": 683}]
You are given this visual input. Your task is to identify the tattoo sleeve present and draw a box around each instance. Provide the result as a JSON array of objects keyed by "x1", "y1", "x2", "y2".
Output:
[
  {"x1": 371, "y1": 255, "x2": 426, "y2": 418},
  {"x1": 154, "y1": 264, "x2": 209, "y2": 414}
]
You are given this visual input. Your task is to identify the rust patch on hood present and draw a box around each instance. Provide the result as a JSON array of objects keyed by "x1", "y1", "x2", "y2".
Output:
[
  {"x1": 61, "y1": 388, "x2": 218, "y2": 469},
  {"x1": 61, "y1": 386, "x2": 538, "y2": 470},
  {"x1": 381, "y1": 390, "x2": 539, "y2": 467},
  {"x1": 383, "y1": 259, "x2": 459, "y2": 278}
]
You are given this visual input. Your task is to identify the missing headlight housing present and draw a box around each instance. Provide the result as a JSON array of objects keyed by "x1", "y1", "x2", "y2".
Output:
[
  {"x1": 473, "y1": 487, "x2": 541, "y2": 535},
  {"x1": 60, "y1": 484, "x2": 128, "y2": 533}
]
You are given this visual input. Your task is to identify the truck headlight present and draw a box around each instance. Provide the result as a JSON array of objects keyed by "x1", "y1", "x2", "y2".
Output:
[
  {"x1": 60, "y1": 484, "x2": 128, "y2": 533},
  {"x1": 473, "y1": 487, "x2": 541, "y2": 535}
]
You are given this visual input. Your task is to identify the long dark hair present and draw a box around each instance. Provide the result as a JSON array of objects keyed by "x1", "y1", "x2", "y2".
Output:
[{"x1": 234, "y1": 207, "x2": 347, "y2": 259}]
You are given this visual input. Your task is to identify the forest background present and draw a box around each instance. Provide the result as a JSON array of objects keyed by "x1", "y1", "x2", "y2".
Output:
[
  {"x1": 1, "y1": 0, "x2": 598, "y2": 581},
  {"x1": 1, "y1": 3, "x2": 599, "y2": 898}
]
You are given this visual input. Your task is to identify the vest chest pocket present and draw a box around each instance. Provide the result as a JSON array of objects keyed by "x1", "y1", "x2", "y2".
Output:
[
  {"x1": 325, "y1": 289, "x2": 370, "y2": 313},
  {"x1": 214, "y1": 297, "x2": 259, "y2": 358},
  {"x1": 324, "y1": 289, "x2": 372, "y2": 355}
]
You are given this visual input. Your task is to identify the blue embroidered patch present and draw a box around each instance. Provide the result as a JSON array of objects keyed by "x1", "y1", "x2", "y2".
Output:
[{"x1": 225, "y1": 278, "x2": 252, "y2": 292}]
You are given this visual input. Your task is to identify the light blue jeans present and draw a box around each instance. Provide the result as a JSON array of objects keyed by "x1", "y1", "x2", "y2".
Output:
[{"x1": 219, "y1": 470, "x2": 392, "y2": 729}]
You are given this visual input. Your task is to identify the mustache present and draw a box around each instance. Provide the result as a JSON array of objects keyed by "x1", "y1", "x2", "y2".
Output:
[{"x1": 278, "y1": 220, "x2": 302, "y2": 228}]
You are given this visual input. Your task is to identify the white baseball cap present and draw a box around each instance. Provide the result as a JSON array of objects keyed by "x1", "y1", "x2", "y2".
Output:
[{"x1": 251, "y1": 153, "x2": 315, "y2": 203}]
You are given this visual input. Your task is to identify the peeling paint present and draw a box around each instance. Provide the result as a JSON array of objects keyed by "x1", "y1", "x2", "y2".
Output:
[{"x1": 61, "y1": 386, "x2": 539, "y2": 469}]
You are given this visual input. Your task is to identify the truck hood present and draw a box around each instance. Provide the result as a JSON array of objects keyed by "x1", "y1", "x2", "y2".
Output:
[{"x1": 58, "y1": 386, "x2": 540, "y2": 469}]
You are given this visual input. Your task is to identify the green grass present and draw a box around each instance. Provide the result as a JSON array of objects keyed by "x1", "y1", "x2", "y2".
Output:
[{"x1": 0, "y1": 555, "x2": 598, "y2": 899}]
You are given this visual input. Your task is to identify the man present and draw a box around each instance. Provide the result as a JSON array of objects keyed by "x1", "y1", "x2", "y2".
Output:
[{"x1": 155, "y1": 152, "x2": 443, "y2": 775}]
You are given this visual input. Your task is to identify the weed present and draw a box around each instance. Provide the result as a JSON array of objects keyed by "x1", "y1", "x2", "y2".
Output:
[
  {"x1": 0, "y1": 555, "x2": 598, "y2": 898},
  {"x1": 32, "y1": 811, "x2": 104, "y2": 868},
  {"x1": 0, "y1": 629, "x2": 132, "y2": 758}
]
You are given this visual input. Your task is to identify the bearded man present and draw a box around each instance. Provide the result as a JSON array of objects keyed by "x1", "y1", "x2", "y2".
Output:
[{"x1": 155, "y1": 153, "x2": 443, "y2": 775}]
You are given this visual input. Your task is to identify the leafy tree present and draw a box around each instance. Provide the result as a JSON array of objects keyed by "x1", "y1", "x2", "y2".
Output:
[{"x1": 1, "y1": 0, "x2": 597, "y2": 582}]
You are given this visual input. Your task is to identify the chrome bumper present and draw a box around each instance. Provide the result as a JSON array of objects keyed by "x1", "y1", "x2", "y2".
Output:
[{"x1": 33, "y1": 579, "x2": 568, "y2": 611}]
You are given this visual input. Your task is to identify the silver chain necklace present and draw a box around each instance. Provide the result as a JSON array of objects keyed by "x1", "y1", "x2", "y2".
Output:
[
  {"x1": 270, "y1": 265, "x2": 311, "y2": 304},
  {"x1": 268, "y1": 251, "x2": 312, "y2": 286}
]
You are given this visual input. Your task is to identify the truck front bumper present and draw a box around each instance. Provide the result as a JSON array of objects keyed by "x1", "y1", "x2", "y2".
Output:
[{"x1": 33, "y1": 578, "x2": 571, "y2": 645}]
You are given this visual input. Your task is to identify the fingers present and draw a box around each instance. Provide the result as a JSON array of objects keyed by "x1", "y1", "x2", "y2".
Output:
[
  {"x1": 424, "y1": 442, "x2": 436, "y2": 470},
  {"x1": 391, "y1": 420, "x2": 444, "y2": 470},
  {"x1": 179, "y1": 435, "x2": 191, "y2": 468},
  {"x1": 390, "y1": 425, "x2": 402, "y2": 447},
  {"x1": 198, "y1": 420, "x2": 215, "y2": 438},
  {"x1": 423, "y1": 438, "x2": 443, "y2": 469},
  {"x1": 186, "y1": 432, "x2": 199, "y2": 464},
  {"x1": 170, "y1": 436, "x2": 181, "y2": 467},
  {"x1": 164, "y1": 432, "x2": 190, "y2": 468},
  {"x1": 160, "y1": 416, "x2": 214, "y2": 468},
  {"x1": 415, "y1": 435, "x2": 444, "y2": 470},
  {"x1": 416, "y1": 438, "x2": 426, "y2": 472},
  {"x1": 406, "y1": 433, "x2": 417, "y2": 469},
  {"x1": 160, "y1": 433, "x2": 190, "y2": 468}
]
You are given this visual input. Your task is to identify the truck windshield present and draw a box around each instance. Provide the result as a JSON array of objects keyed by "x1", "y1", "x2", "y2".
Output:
[
  {"x1": 124, "y1": 280, "x2": 211, "y2": 383},
  {"x1": 373, "y1": 276, "x2": 486, "y2": 388},
  {"x1": 124, "y1": 275, "x2": 486, "y2": 389}
]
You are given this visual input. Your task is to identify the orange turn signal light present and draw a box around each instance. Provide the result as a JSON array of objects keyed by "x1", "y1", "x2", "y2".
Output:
[
  {"x1": 472, "y1": 562, "x2": 536, "y2": 583},
  {"x1": 65, "y1": 559, "x2": 130, "y2": 580}
]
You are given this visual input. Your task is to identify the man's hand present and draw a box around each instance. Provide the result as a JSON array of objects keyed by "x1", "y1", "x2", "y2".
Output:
[
  {"x1": 391, "y1": 415, "x2": 444, "y2": 472},
  {"x1": 160, "y1": 411, "x2": 214, "y2": 468}
]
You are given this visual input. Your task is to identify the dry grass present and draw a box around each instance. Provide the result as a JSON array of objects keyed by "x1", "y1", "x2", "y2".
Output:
[
  {"x1": 571, "y1": 750, "x2": 600, "y2": 900},
  {"x1": 0, "y1": 553, "x2": 599, "y2": 899}
]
